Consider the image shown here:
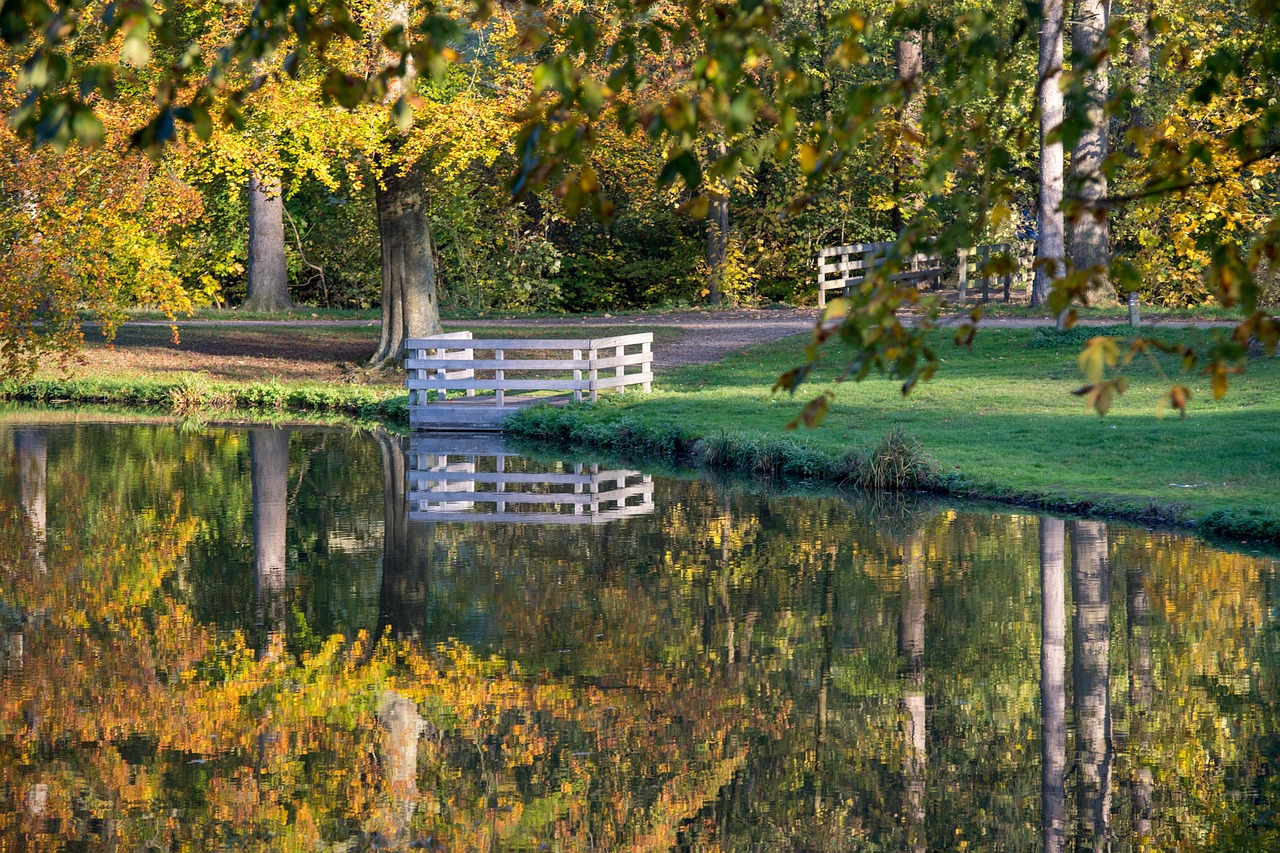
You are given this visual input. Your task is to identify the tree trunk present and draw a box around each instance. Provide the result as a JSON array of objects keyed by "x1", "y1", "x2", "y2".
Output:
[
  {"x1": 1040, "y1": 517, "x2": 1067, "y2": 853},
  {"x1": 1032, "y1": 0, "x2": 1066, "y2": 307},
  {"x1": 243, "y1": 173, "x2": 294, "y2": 313},
  {"x1": 1071, "y1": 520, "x2": 1113, "y2": 853},
  {"x1": 251, "y1": 428, "x2": 291, "y2": 638},
  {"x1": 375, "y1": 431, "x2": 436, "y2": 641},
  {"x1": 368, "y1": 163, "x2": 442, "y2": 368},
  {"x1": 893, "y1": 28, "x2": 924, "y2": 235},
  {"x1": 371, "y1": 689, "x2": 425, "y2": 843},
  {"x1": 1067, "y1": 0, "x2": 1114, "y2": 303},
  {"x1": 706, "y1": 139, "x2": 729, "y2": 306}
]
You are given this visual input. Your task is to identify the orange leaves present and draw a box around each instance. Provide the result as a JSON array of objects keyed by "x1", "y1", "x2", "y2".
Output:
[{"x1": 1071, "y1": 377, "x2": 1128, "y2": 417}]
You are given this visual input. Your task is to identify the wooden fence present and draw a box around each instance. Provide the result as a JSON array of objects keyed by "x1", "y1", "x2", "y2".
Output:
[
  {"x1": 406, "y1": 331, "x2": 654, "y2": 430},
  {"x1": 817, "y1": 240, "x2": 1034, "y2": 306},
  {"x1": 406, "y1": 435, "x2": 654, "y2": 524},
  {"x1": 816, "y1": 241, "x2": 945, "y2": 308}
]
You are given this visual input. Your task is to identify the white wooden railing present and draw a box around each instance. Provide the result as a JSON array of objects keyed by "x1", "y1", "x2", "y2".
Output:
[
  {"x1": 405, "y1": 331, "x2": 654, "y2": 430},
  {"x1": 406, "y1": 437, "x2": 654, "y2": 525}
]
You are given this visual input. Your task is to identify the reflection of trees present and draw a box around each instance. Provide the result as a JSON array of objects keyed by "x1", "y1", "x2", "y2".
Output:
[
  {"x1": 1041, "y1": 517, "x2": 1067, "y2": 853},
  {"x1": 13, "y1": 428, "x2": 46, "y2": 572},
  {"x1": 3, "y1": 420, "x2": 1280, "y2": 849},
  {"x1": 1071, "y1": 520, "x2": 1112, "y2": 853}
]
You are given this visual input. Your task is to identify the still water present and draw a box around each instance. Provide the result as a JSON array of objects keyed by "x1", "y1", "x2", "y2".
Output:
[{"x1": 1, "y1": 415, "x2": 1278, "y2": 851}]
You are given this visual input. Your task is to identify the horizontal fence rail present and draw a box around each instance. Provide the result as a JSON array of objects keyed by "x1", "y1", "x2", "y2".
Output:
[
  {"x1": 406, "y1": 447, "x2": 654, "y2": 525},
  {"x1": 405, "y1": 331, "x2": 654, "y2": 430},
  {"x1": 817, "y1": 241, "x2": 1034, "y2": 306},
  {"x1": 817, "y1": 241, "x2": 944, "y2": 307}
]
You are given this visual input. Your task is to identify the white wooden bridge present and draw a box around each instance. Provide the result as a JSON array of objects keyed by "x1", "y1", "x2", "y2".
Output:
[{"x1": 405, "y1": 332, "x2": 654, "y2": 431}]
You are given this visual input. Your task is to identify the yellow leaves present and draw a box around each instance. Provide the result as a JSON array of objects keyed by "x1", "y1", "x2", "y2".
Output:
[
  {"x1": 1158, "y1": 384, "x2": 1192, "y2": 419},
  {"x1": 797, "y1": 143, "x2": 818, "y2": 174},
  {"x1": 1078, "y1": 336, "x2": 1120, "y2": 384}
]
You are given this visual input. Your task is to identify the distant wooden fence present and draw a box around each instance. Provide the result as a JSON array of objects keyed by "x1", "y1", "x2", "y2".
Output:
[
  {"x1": 817, "y1": 240, "x2": 1033, "y2": 307},
  {"x1": 406, "y1": 435, "x2": 654, "y2": 524},
  {"x1": 406, "y1": 331, "x2": 654, "y2": 431}
]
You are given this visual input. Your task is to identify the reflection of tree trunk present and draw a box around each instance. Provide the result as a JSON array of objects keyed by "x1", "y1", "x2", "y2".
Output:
[
  {"x1": 1071, "y1": 520, "x2": 1112, "y2": 852},
  {"x1": 370, "y1": 689, "x2": 425, "y2": 843},
  {"x1": 1126, "y1": 556, "x2": 1153, "y2": 840},
  {"x1": 251, "y1": 428, "x2": 291, "y2": 639},
  {"x1": 376, "y1": 432, "x2": 434, "y2": 641},
  {"x1": 1040, "y1": 518, "x2": 1067, "y2": 853},
  {"x1": 14, "y1": 428, "x2": 47, "y2": 572},
  {"x1": 813, "y1": 561, "x2": 835, "y2": 817},
  {"x1": 899, "y1": 544, "x2": 926, "y2": 853}
]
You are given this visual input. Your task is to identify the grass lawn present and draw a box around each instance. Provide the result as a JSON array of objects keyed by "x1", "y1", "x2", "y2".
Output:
[{"x1": 513, "y1": 325, "x2": 1280, "y2": 540}]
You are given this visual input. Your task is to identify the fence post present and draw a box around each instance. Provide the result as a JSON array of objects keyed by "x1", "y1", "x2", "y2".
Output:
[
  {"x1": 573, "y1": 349, "x2": 583, "y2": 403},
  {"x1": 588, "y1": 346, "x2": 599, "y2": 403},
  {"x1": 957, "y1": 248, "x2": 969, "y2": 304},
  {"x1": 615, "y1": 344, "x2": 625, "y2": 394},
  {"x1": 434, "y1": 345, "x2": 447, "y2": 403},
  {"x1": 642, "y1": 339, "x2": 652, "y2": 393},
  {"x1": 981, "y1": 246, "x2": 991, "y2": 303},
  {"x1": 494, "y1": 347, "x2": 505, "y2": 407}
]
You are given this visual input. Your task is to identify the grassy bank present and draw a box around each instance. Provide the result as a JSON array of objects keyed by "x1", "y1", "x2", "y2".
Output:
[
  {"x1": 507, "y1": 325, "x2": 1280, "y2": 544},
  {"x1": 2, "y1": 375, "x2": 411, "y2": 426}
]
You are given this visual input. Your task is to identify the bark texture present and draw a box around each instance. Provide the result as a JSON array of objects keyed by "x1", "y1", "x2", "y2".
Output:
[
  {"x1": 1032, "y1": 0, "x2": 1066, "y2": 307},
  {"x1": 1068, "y1": 0, "x2": 1114, "y2": 302},
  {"x1": 1040, "y1": 517, "x2": 1067, "y2": 853},
  {"x1": 893, "y1": 29, "x2": 924, "y2": 235},
  {"x1": 369, "y1": 163, "x2": 442, "y2": 368},
  {"x1": 706, "y1": 139, "x2": 730, "y2": 306},
  {"x1": 243, "y1": 173, "x2": 293, "y2": 313},
  {"x1": 1071, "y1": 520, "x2": 1113, "y2": 852}
]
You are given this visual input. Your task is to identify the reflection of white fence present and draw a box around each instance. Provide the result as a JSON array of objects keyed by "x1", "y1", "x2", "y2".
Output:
[
  {"x1": 406, "y1": 437, "x2": 654, "y2": 525},
  {"x1": 405, "y1": 332, "x2": 654, "y2": 431}
]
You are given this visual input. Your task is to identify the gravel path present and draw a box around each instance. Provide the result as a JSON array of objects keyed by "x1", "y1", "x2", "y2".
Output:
[{"x1": 496, "y1": 309, "x2": 817, "y2": 367}]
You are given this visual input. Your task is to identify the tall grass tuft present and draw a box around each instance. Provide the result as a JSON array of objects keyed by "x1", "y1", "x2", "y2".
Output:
[{"x1": 849, "y1": 426, "x2": 939, "y2": 491}]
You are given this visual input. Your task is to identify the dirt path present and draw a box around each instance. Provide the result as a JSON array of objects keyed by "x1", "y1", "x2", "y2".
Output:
[{"x1": 88, "y1": 309, "x2": 1237, "y2": 385}]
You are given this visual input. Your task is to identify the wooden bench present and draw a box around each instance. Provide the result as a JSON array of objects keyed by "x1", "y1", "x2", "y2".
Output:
[
  {"x1": 406, "y1": 434, "x2": 654, "y2": 524},
  {"x1": 816, "y1": 241, "x2": 945, "y2": 308},
  {"x1": 405, "y1": 331, "x2": 654, "y2": 431}
]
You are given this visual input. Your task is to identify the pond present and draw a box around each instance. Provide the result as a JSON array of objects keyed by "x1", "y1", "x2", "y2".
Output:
[{"x1": 1, "y1": 414, "x2": 1278, "y2": 850}]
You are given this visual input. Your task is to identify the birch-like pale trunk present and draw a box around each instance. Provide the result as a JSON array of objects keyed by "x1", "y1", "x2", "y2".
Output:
[
  {"x1": 251, "y1": 428, "x2": 290, "y2": 639},
  {"x1": 1068, "y1": 0, "x2": 1115, "y2": 303},
  {"x1": 1032, "y1": 0, "x2": 1065, "y2": 307}
]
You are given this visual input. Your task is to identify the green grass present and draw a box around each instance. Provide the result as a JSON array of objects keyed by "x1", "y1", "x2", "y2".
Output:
[
  {"x1": 118, "y1": 306, "x2": 382, "y2": 322},
  {"x1": 508, "y1": 326, "x2": 1280, "y2": 543},
  {"x1": 952, "y1": 302, "x2": 1250, "y2": 321}
]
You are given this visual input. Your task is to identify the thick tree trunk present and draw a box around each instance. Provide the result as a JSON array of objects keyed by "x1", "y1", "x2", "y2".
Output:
[
  {"x1": 243, "y1": 173, "x2": 294, "y2": 313},
  {"x1": 899, "y1": 544, "x2": 927, "y2": 853},
  {"x1": 251, "y1": 428, "x2": 290, "y2": 637},
  {"x1": 1032, "y1": 0, "x2": 1066, "y2": 307},
  {"x1": 1071, "y1": 520, "x2": 1113, "y2": 853},
  {"x1": 14, "y1": 428, "x2": 47, "y2": 572},
  {"x1": 371, "y1": 690, "x2": 425, "y2": 842},
  {"x1": 369, "y1": 163, "x2": 442, "y2": 368},
  {"x1": 1068, "y1": 0, "x2": 1114, "y2": 303},
  {"x1": 1040, "y1": 517, "x2": 1067, "y2": 853},
  {"x1": 375, "y1": 431, "x2": 436, "y2": 641},
  {"x1": 893, "y1": 29, "x2": 924, "y2": 235}
]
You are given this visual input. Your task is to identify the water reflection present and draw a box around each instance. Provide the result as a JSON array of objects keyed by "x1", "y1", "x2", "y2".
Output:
[
  {"x1": 406, "y1": 434, "x2": 654, "y2": 524},
  {"x1": 1, "y1": 418, "x2": 1278, "y2": 850}
]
